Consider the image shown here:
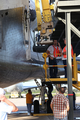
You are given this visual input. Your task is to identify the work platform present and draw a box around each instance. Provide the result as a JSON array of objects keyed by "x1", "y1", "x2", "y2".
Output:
[{"x1": 42, "y1": 52, "x2": 80, "y2": 90}]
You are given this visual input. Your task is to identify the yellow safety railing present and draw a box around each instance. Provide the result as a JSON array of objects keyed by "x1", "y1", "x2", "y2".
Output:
[
  {"x1": 42, "y1": 53, "x2": 77, "y2": 83},
  {"x1": 77, "y1": 61, "x2": 80, "y2": 74},
  {"x1": 72, "y1": 59, "x2": 80, "y2": 90}
]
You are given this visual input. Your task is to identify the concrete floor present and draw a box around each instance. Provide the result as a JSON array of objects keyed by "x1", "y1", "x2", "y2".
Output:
[
  {"x1": 8, "y1": 114, "x2": 54, "y2": 120},
  {"x1": 7, "y1": 97, "x2": 80, "y2": 120},
  {"x1": 8, "y1": 110, "x2": 80, "y2": 120}
]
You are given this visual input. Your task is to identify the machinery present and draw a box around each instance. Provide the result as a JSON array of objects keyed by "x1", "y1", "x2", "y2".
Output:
[{"x1": 35, "y1": 0, "x2": 54, "y2": 44}]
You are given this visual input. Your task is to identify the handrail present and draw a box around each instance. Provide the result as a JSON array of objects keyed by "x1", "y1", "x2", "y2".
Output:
[
  {"x1": 42, "y1": 52, "x2": 80, "y2": 90},
  {"x1": 42, "y1": 53, "x2": 77, "y2": 82},
  {"x1": 77, "y1": 61, "x2": 80, "y2": 64}
]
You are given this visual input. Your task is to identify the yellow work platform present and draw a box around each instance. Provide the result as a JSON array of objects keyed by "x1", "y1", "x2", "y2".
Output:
[
  {"x1": 45, "y1": 78, "x2": 77, "y2": 84},
  {"x1": 33, "y1": 113, "x2": 53, "y2": 116},
  {"x1": 42, "y1": 53, "x2": 80, "y2": 90}
]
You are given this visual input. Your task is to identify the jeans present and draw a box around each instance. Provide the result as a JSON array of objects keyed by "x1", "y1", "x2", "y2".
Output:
[
  {"x1": 48, "y1": 84, "x2": 53, "y2": 100},
  {"x1": 73, "y1": 100, "x2": 76, "y2": 110},
  {"x1": 63, "y1": 60, "x2": 67, "y2": 78},
  {"x1": 27, "y1": 104, "x2": 32, "y2": 114},
  {"x1": 54, "y1": 116, "x2": 67, "y2": 120},
  {"x1": 63, "y1": 59, "x2": 73, "y2": 78},
  {"x1": 49, "y1": 58, "x2": 58, "y2": 78}
]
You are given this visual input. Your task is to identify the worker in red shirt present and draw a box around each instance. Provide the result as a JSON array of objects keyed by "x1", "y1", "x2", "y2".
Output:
[
  {"x1": 46, "y1": 39, "x2": 62, "y2": 78},
  {"x1": 62, "y1": 38, "x2": 74, "y2": 78}
]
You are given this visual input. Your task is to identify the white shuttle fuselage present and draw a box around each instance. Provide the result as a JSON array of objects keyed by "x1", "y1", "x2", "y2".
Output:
[{"x1": 0, "y1": 0, "x2": 45, "y2": 88}]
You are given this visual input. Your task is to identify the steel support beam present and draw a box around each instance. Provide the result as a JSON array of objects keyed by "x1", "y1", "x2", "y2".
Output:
[
  {"x1": 58, "y1": 17, "x2": 80, "y2": 38},
  {"x1": 54, "y1": 0, "x2": 80, "y2": 16},
  {"x1": 66, "y1": 12, "x2": 73, "y2": 120},
  {"x1": 58, "y1": 1, "x2": 80, "y2": 7}
]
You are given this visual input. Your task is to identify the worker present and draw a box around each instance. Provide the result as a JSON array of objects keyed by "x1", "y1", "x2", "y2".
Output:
[
  {"x1": 0, "y1": 88, "x2": 18, "y2": 120},
  {"x1": 62, "y1": 38, "x2": 74, "y2": 78},
  {"x1": 73, "y1": 91, "x2": 76, "y2": 110},
  {"x1": 66, "y1": 91, "x2": 76, "y2": 110},
  {"x1": 50, "y1": 87, "x2": 70, "y2": 120},
  {"x1": 26, "y1": 89, "x2": 33, "y2": 115},
  {"x1": 46, "y1": 39, "x2": 62, "y2": 78}
]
